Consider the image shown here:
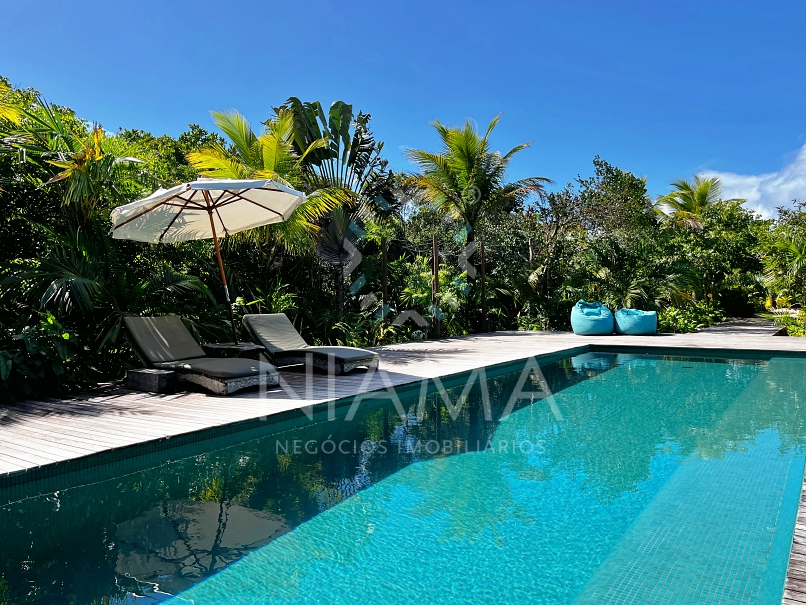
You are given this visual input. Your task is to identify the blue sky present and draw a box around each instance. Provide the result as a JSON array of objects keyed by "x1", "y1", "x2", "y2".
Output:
[{"x1": 2, "y1": 0, "x2": 804, "y2": 214}]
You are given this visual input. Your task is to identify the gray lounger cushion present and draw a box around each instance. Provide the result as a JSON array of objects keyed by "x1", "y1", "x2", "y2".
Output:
[
  {"x1": 154, "y1": 357, "x2": 276, "y2": 378},
  {"x1": 242, "y1": 313, "x2": 308, "y2": 354},
  {"x1": 123, "y1": 316, "x2": 206, "y2": 363},
  {"x1": 242, "y1": 313, "x2": 378, "y2": 372},
  {"x1": 273, "y1": 346, "x2": 374, "y2": 362}
]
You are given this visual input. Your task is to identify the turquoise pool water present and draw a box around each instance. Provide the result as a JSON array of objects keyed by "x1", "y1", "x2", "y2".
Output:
[{"x1": 1, "y1": 352, "x2": 806, "y2": 604}]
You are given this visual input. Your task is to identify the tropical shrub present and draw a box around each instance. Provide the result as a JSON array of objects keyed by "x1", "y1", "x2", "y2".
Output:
[
  {"x1": 658, "y1": 302, "x2": 726, "y2": 333},
  {"x1": 0, "y1": 312, "x2": 97, "y2": 402},
  {"x1": 765, "y1": 310, "x2": 806, "y2": 337},
  {"x1": 333, "y1": 310, "x2": 405, "y2": 348}
]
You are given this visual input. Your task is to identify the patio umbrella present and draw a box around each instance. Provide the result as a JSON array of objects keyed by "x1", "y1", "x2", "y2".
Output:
[{"x1": 110, "y1": 178, "x2": 307, "y2": 342}]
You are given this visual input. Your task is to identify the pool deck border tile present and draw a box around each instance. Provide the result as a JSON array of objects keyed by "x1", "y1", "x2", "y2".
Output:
[{"x1": 3, "y1": 318, "x2": 806, "y2": 604}]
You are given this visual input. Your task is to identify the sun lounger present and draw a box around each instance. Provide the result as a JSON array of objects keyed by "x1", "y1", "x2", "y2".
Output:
[
  {"x1": 242, "y1": 313, "x2": 379, "y2": 375},
  {"x1": 123, "y1": 316, "x2": 279, "y2": 395}
]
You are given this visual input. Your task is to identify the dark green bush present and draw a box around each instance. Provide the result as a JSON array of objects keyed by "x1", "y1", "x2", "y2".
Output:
[{"x1": 0, "y1": 313, "x2": 98, "y2": 403}]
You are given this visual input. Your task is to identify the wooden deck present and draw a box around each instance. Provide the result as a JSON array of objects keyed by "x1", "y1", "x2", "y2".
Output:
[{"x1": 2, "y1": 319, "x2": 806, "y2": 603}]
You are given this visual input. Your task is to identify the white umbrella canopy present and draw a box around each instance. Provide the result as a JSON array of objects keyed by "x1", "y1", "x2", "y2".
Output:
[
  {"x1": 110, "y1": 178, "x2": 307, "y2": 342},
  {"x1": 110, "y1": 178, "x2": 306, "y2": 244}
]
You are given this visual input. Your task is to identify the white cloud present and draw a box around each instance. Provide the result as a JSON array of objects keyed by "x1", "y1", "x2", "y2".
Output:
[{"x1": 699, "y1": 144, "x2": 806, "y2": 218}]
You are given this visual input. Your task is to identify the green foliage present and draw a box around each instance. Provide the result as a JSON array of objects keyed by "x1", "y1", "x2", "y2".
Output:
[
  {"x1": 671, "y1": 200, "x2": 766, "y2": 316},
  {"x1": 765, "y1": 310, "x2": 806, "y2": 337},
  {"x1": 119, "y1": 123, "x2": 223, "y2": 187},
  {"x1": 1, "y1": 95, "x2": 144, "y2": 226},
  {"x1": 577, "y1": 156, "x2": 654, "y2": 234},
  {"x1": 241, "y1": 283, "x2": 298, "y2": 315},
  {"x1": 571, "y1": 237, "x2": 690, "y2": 311},
  {"x1": 658, "y1": 302, "x2": 726, "y2": 333},
  {"x1": 333, "y1": 310, "x2": 404, "y2": 348},
  {"x1": 394, "y1": 256, "x2": 469, "y2": 335},
  {"x1": 0, "y1": 312, "x2": 96, "y2": 402},
  {"x1": 761, "y1": 202, "x2": 806, "y2": 306}
]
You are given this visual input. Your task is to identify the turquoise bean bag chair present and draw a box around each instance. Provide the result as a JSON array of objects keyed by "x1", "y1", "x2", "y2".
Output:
[
  {"x1": 614, "y1": 308, "x2": 658, "y2": 335},
  {"x1": 570, "y1": 300, "x2": 614, "y2": 335}
]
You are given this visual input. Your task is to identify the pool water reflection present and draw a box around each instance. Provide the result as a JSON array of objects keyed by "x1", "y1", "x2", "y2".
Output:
[{"x1": 1, "y1": 352, "x2": 805, "y2": 604}]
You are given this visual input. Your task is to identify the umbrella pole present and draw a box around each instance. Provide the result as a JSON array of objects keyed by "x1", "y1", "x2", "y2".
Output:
[
  {"x1": 213, "y1": 231, "x2": 239, "y2": 344},
  {"x1": 204, "y1": 199, "x2": 239, "y2": 344}
]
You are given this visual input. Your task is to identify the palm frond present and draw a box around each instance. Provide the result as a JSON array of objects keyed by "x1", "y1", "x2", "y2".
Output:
[
  {"x1": 187, "y1": 144, "x2": 251, "y2": 179},
  {"x1": 0, "y1": 80, "x2": 22, "y2": 123},
  {"x1": 656, "y1": 175, "x2": 725, "y2": 230},
  {"x1": 210, "y1": 110, "x2": 259, "y2": 164},
  {"x1": 2, "y1": 246, "x2": 104, "y2": 316}
]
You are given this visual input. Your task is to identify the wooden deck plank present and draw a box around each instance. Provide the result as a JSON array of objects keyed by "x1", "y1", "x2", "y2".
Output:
[
  {"x1": 9, "y1": 397, "x2": 242, "y2": 428},
  {"x1": 0, "y1": 415, "x2": 158, "y2": 448},
  {"x1": 783, "y1": 591, "x2": 806, "y2": 605},
  {"x1": 0, "y1": 431, "x2": 96, "y2": 457},
  {"x1": 9, "y1": 397, "x2": 213, "y2": 433},
  {"x1": 0, "y1": 420, "x2": 139, "y2": 448},
  {"x1": 0, "y1": 453, "x2": 31, "y2": 472},
  {"x1": 0, "y1": 444, "x2": 58, "y2": 466}
]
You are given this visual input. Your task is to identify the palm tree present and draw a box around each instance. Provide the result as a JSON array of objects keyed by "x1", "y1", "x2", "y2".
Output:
[
  {"x1": 405, "y1": 116, "x2": 551, "y2": 245},
  {"x1": 192, "y1": 100, "x2": 400, "y2": 322},
  {"x1": 656, "y1": 176, "x2": 739, "y2": 230},
  {"x1": 280, "y1": 97, "x2": 397, "y2": 210},
  {"x1": 279, "y1": 98, "x2": 400, "y2": 320},
  {"x1": 776, "y1": 233, "x2": 806, "y2": 288},
  {"x1": 405, "y1": 116, "x2": 551, "y2": 330}
]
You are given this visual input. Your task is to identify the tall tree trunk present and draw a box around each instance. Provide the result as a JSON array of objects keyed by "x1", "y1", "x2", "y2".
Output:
[
  {"x1": 480, "y1": 239, "x2": 488, "y2": 332},
  {"x1": 381, "y1": 236, "x2": 388, "y2": 322},
  {"x1": 336, "y1": 262, "x2": 344, "y2": 321},
  {"x1": 432, "y1": 234, "x2": 440, "y2": 338},
  {"x1": 466, "y1": 229, "x2": 476, "y2": 332}
]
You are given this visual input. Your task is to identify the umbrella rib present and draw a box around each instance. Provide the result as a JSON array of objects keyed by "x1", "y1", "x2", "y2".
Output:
[
  {"x1": 112, "y1": 188, "x2": 189, "y2": 230},
  {"x1": 165, "y1": 199, "x2": 204, "y2": 209},
  {"x1": 214, "y1": 205, "x2": 229, "y2": 235},
  {"x1": 158, "y1": 190, "x2": 203, "y2": 240},
  {"x1": 160, "y1": 190, "x2": 203, "y2": 209},
  {"x1": 180, "y1": 199, "x2": 208, "y2": 209},
  {"x1": 158, "y1": 197, "x2": 194, "y2": 242},
  {"x1": 210, "y1": 190, "x2": 243, "y2": 207},
  {"x1": 211, "y1": 189, "x2": 231, "y2": 234},
  {"x1": 215, "y1": 190, "x2": 286, "y2": 218}
]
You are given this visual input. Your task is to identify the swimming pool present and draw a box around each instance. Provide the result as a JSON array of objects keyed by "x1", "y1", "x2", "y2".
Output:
[{"x1": 1, "y1": 351, "x2": 805, "y2": 604}]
